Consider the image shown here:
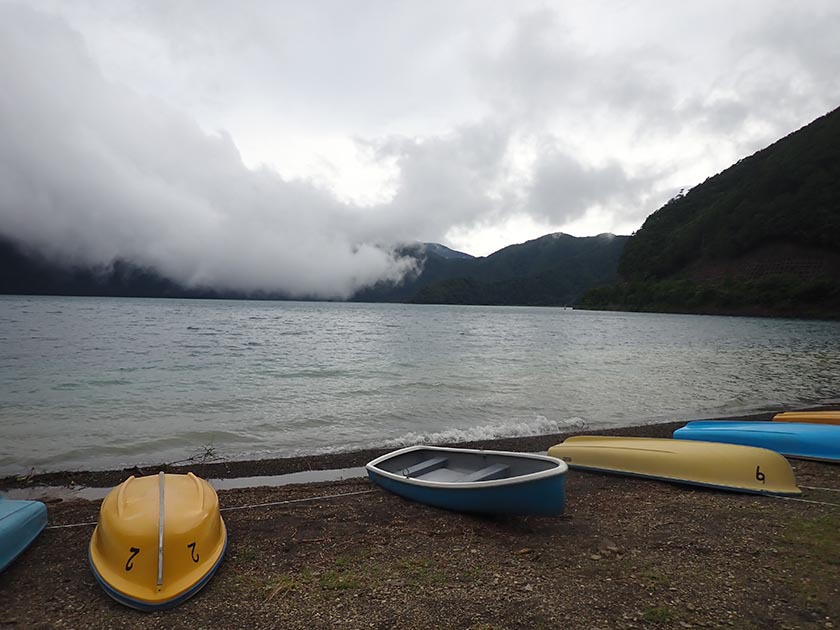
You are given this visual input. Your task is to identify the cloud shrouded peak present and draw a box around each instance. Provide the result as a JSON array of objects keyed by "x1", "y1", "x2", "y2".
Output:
[{"x1": 0, "y1": 4, "x2": 419, "y2": 299}]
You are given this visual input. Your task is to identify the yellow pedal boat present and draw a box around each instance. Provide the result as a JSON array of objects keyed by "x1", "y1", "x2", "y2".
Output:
[
  {"x1": 89, "y1": 472, "x2": 227, "y2": 610},
  {"x1": 773, "y1": 411, "x2": 840, "y2": 425},
  {"x1": 548, "y1": 436, "x2": 801, "y2": 496}
]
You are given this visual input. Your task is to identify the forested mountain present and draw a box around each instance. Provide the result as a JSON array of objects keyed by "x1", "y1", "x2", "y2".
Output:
[
  {"x1": 1, "y1": 232, "x2": 627, "y2": 306},
  {"x1": 0, "y1": 235, "x2": 290, "y2": 300},
  {"x1": 581, "y1": 106, "x2": 840, "y2": 318},
  {"x1": 354, "y1": 233, "x2": 628, "y2": 306}
]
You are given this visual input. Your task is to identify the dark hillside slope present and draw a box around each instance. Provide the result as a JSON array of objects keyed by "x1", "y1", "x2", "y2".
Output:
[
  {"x1": 0, "y1": 235, "x2": 190, "y2": 298},
  {"x1": 408, "y1": 233, "x2": 628, "y2": 306},
  {"x1": 2, "y1": 229, "x2": 626, "y2": 307},
  {"x1": 353, "y1": 233, "x2": 628, "y2": 306},
  {"x1": 0, "y1": 234, "x2": 291, "y2": 300},
  {"x1": 581, "y1": 107, "x2": 840, "y2": 318}
]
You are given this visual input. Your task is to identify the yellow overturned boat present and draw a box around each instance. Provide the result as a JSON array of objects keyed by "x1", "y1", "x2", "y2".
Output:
[
  {"x1": 773, "y1": 410, "x2": 840, "y2": 425},
  {"x1": 548, "y1": 436, "x2": 800, "y2": 496},
  {"x1": 89, "y1": 472, "x2": 227, "y2": 610}
]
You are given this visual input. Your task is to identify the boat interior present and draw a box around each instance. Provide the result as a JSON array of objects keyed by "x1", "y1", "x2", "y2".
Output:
[{"x1": 373, "y1": 449, "x2": 558, "y2": 483}]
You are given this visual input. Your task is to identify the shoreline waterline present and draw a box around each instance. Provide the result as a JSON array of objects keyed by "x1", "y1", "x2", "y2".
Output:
[{"x1": 4, "y1": 407, "x2": 832, "y2": 494}]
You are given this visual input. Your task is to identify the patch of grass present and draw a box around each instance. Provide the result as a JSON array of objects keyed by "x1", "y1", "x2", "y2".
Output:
[
  {"x1": 782, "y1": 514, "x2": 840, "y2": 557},
  {"x1": 235, "y1": 548, "x2": 258, "y2": 563},
  {"x1": 779, "y1": 514, "x2": 840, "y2": 611},
  {"x1": 333, "y1": 548, "x2": 378, "y2": 569},
  {"x1": 396, "y1": 558, "x2": 449, "y2": 585},
  {"x1": 334, "y1": 555, "x2": 354, "y2": 568},
  {"x1": 459, "y1": 566, "x2": 484, "y2": 582},
  {"x1": 265, "y1": 573, "x2": 301, "y2": 597},
  {"x1": 272, "y1": 573, "x2": 301, "y2": 589},
  {"x1": 319, "y1": 570, "x2": 360, "y2": 590},
  {"x1": 642, "y1": 606, "x2": 675, "y2": 624},
  {"x1": 331, "y1": 551, "x2": 387, "y2": 583},
  {"x1": 638, "y1": 567, "x2": 671, "y2": 587}
]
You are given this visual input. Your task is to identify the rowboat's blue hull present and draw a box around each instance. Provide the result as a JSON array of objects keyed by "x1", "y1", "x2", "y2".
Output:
[
  {"x1": 366, "y1": 446, "x2": 567, "y2": 515},
  {"x1": 0, "y1": 499, "x2": 48, "y2": 573},
  {"x1": 367, "y1": 468, "x2": 566, "y2": 515},
  {"x1": 674, "y1": 421, "x2": 840, "y2": 462}
]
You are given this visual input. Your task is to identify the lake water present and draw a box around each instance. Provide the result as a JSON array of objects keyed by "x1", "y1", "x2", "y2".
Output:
[{"x1": 1, "y1": 295, "x2": 839, "y2": 476}]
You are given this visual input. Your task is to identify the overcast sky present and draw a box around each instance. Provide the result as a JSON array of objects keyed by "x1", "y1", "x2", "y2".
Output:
[{"x1": 1, "y1": 1, "x2": 838, "y2": 298}]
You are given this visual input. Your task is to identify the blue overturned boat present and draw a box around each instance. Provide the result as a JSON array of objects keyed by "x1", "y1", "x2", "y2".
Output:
[
  {"x1": 366, "y1": 445, "x2": 568, "y2": 515},
  {"x1": 0, "y1": 498, "x2": 48, "y2": 573},
  {"x1": 674, "y1": 421, "x2": 840, "y2": 463}
]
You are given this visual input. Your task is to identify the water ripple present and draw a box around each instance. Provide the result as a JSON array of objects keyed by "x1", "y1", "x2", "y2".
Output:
[{"x1": 1, "y1": 296, "x2": 838, "y2": 475}]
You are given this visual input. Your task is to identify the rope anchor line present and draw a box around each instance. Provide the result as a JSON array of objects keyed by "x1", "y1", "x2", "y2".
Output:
[
  {"x1": 44, "y1": 488, "x2": 377, "y2": 530},
  {"x1": 773, "y1": 495, "x2": 840, "y2": 508},
  {"x1": 43, "y1": 485, "x2": 840, "y2": 531}
]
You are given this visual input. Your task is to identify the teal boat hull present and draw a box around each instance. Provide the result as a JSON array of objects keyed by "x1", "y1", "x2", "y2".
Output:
[
  {"x1": 674, "y1": 421, "x2": 840, "y2": 462},
  {"x1": 0, "y1": 498, "x2": 48, "y2": 572}
]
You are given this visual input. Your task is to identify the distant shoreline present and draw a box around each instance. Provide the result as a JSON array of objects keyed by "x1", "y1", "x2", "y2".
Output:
[
  {"x1": 575, "y1": 303, "x2": 840, "y2": 321},
  {"x1": 4, "y1": 292, "x2": 838, "y2": 320}
]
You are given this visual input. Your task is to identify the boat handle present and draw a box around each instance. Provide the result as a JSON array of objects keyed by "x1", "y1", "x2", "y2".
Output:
[
  {"x1": 115, "y1": 475, "x2": 135, "y2": 520},
  {"x1": 157, "y1": 472, "x2": 165, "y2": 588},
  {"x1": 188, "y1": 472, "x2": 206, "y2": 508}
]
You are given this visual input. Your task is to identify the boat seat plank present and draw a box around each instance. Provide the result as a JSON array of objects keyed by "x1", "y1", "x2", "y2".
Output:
[
  {"x1": 403, "y1": 456, "x2": 448, "y2": 478},
  {"x1": 462, "y1": 463, "x2": 509, "y2": 482},
  {"x1": 417, "y1": 468, "x2": 464, "y2": 483}
]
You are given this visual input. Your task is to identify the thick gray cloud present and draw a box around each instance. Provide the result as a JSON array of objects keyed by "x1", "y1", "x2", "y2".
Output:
[
  {"x1": 527, "y1": 148, "x2": 657, "y2": 226},
  {"x1": 1, "y1": 1, "x2": 839, "y2": 293},
  {"x1": 363, "y1": 121, "x2": 515, "y2": 240},
  {"x1": 474, "y1": 7, "x2": 679, "y2": 126},
  {"x1": 0, "y1": 4, "x2": 417, "y2": 298},
  {"x1": 672, "y1": 6, "x2": 840, "y2": 156}
]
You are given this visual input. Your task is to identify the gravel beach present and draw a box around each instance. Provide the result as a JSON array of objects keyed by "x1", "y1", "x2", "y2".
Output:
[{"x1": 2, "y1": 415, "x2": 839, "y2": 629}]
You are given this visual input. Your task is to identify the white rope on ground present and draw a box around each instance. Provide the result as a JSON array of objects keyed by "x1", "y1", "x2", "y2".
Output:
[
  {"x1": 45, "y1": 521, "x2": 98, "y2": 530},
  {"x1": 220, "y1": 489, "x2": 377, "y2": 512},
  {"x1": 772, "y1": 495, "x2": 840, "y2": 508},
  {"x1": 800, "y1": 485, "x2": 840, "y2": 493},
  {"x1": 44, "y1": 487, "x2": 837, "y2": 529},
  {"x1": 44, "y1": 488, "x2": 378, "y2": 530}
]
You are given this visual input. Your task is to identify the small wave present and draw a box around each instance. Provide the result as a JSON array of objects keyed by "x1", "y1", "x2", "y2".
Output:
[
  {"x1": 381, "y1": 416, "x2": 587, "y2": 448},
  {"x1": 276, "y1": 369, "x2": 348, "y2": 379},
  {"x1": 86, "y1": 378, "x2": 133, "y2": 386},
  {"x1": 117, "y1": 365, "x2": 154, "y2": 372},
  {"x1": 53, "y1": 382, "x2": 82, "y2": 391}
]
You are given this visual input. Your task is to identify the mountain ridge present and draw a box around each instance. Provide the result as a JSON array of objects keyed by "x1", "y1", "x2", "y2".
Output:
[
  {"x1": 0, "y1": 232, "x2": 627, "y2": 305},
  {"x1": 352, "y1": 232, "x2": 628, "y2": 306}
]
